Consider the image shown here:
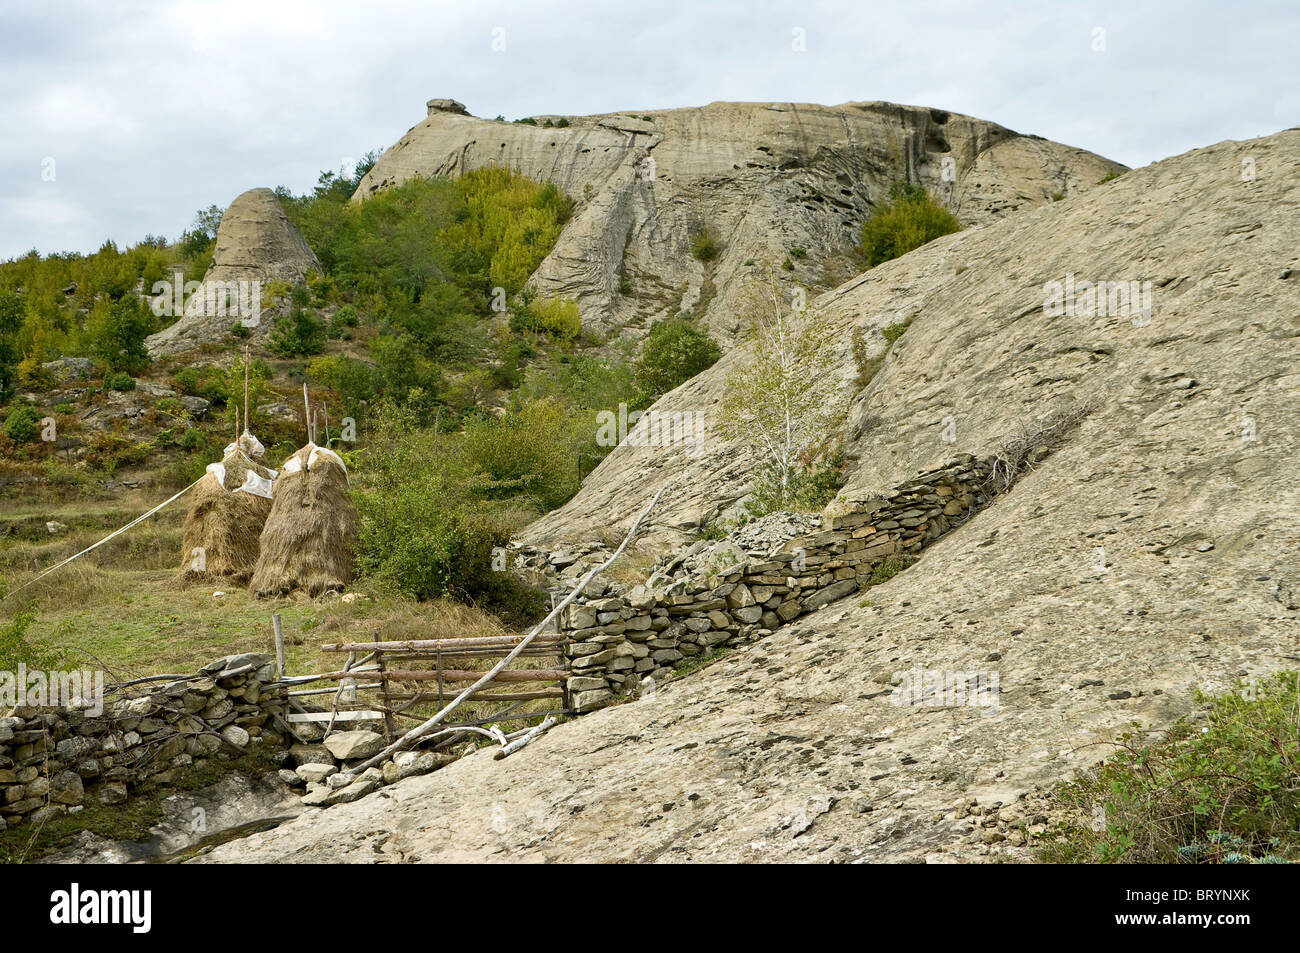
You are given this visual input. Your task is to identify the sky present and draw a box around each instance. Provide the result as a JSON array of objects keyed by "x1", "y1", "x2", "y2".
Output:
[{"x1": 1, "y1": 0, "x2": 1295, "y2": 260}]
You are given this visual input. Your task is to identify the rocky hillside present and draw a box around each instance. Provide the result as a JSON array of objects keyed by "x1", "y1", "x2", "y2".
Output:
[
  {"x1": 354, "y1": 98, "x2": 1122, "y2": 342},
  {"x1": 199, "y1": 126, "x2": 1299, "y2": 863}
]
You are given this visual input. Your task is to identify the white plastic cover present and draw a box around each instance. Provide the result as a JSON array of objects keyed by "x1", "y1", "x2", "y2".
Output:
[
  {"x1": 223, "y1": 430, "x2": 266, "y2": 459},
  {"x1": 205, "y1": 462, "x2": 227, "y2": 487},
  {"x1": 233, "y1": 469, "x2": 275, "y2": 499},
  {"x1": 307, "y1": 445, "x2": 349, "y2": 484}
]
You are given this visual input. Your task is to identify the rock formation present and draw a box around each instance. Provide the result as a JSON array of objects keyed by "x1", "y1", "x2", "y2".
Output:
[
  {"x1": 353, "y1": 99, "x2": 1123, "y2": 342},
  {"x1": 146, "y1": 188, "x2": 321, "y2": 357},
  {"x1": 200, "y1": 127, "x2": 1300, "y2": 864}
]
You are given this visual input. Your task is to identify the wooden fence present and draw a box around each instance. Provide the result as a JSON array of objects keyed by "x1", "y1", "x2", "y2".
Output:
[{"x1": 309, "y1": 634, "x2": 572, "y2": 740}]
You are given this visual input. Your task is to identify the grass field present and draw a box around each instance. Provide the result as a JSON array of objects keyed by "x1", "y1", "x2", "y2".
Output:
[{"x1": 1, "y1": 485, "x2": 522, "y2": 682}]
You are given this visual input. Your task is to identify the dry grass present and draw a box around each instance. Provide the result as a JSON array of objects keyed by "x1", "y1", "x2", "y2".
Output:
[
  {"x1": 176, "y1": 450, "x2": 273, "y2": 584},
  {"x1": 250, "y1": 445, "x2": 357, "y2": 599}
]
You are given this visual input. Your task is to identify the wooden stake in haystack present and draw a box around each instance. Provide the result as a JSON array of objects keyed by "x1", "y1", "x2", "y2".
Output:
[{"x1": 177, "y1": 348, "x2": 275, "y2": 584}]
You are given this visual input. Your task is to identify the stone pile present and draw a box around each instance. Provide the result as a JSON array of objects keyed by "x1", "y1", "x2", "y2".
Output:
[
  {"x1": 553, "y1": 454, "x2": 996, "y2": 710},
  {"x1": 270, "y1": 725, "x2": 456, "y2": 808},
  {"x1": 0, "y1": 653, "x2": 285, "y2": 832}
]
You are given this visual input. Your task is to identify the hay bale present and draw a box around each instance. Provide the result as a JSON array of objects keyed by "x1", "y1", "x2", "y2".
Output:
[
  {"x1": 250, "y1": 443, "x2": 357, "y2": 599},
  {"x1": 177, "y1": 449, "x2": 275, "y2": 585}
]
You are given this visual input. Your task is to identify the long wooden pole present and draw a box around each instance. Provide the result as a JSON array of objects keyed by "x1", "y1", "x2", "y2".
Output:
[{"x1": 338, "y1": 482, "x2": 670, "y2": 778}]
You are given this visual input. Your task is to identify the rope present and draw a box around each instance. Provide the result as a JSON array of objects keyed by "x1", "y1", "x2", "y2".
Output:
[{"x1": 2, "y1": 476, "x2": 203, "y2": 603}]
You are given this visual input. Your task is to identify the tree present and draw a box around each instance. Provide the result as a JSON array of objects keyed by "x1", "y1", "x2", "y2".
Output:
[
  {"x1": 87, "y1": 296, "x2": 152, "y2": 374},
  {"x1": 633, "y1": 317, "x2": 721, "y2": 401},
  {"x1": 719, "y1": 268, "x2": 845, "y2": 508},
  {"x1": 0, "y1": 291, "x2": 24, "y2": 398}
]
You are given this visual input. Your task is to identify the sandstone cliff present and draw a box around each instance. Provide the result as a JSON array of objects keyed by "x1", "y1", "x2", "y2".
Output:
[
  {"x1": 146, "y1": 188, "x2": 321, "y2": 357},
  {"x1": 200, "y1": 128, "x2": 1300, "y2": 864},
  {"x1": 354, "y1": 98, "x2": 1122, "y2": 342}
]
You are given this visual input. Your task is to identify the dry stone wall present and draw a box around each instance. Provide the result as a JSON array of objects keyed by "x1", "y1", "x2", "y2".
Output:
[
  {"x1": 0, "y1": 653, "x2": 286, "y2": 832},
  {"x1": 557, "y1": 454, "x2": 997, "y2": 710}
]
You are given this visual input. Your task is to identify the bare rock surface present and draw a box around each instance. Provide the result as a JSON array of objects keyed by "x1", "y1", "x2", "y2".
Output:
[
  {"x1": 353, "y1": 99, "x2": 1120, "y2": 343},
  {"x1": 524, "y1": 128, "x2": 1300, "y2": 550},
  {"x1": 198, "y1": 127, "x2": 1300, "y2": 864}
]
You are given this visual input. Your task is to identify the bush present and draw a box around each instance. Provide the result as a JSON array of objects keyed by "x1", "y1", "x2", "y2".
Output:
[
  {"x1": 512, "y1": 296, "x2": 581, "y2": 344},
  {"x1": 87, "y1": 296, "x2": 152, "y2": 374},
  {"x1": 690, "y1": 227, "x2": 720, "y2": 262},
  {"x1": 462, "y1": 399, "x2": 580, "y2": 510},
  {"x1": 859, "y1": 182, "x2": 962, "y2": 267},
  {"x1": 268, "y1": 307, "x2": 326, "y2": 357},
  {"x1": 3, "y1": 403, "x2": 41, "y2": 443},
  {"x1": 1041, "y1": 672, "x2": 1300, "y2": 864},
  {"x1": 633, "y1": 318, "x2": 721, "y2": 401},
  {"x1": 173, "y1": 366, "x2": 229, "y2": 404},
  {"x1": 16, "y1": 356, "x2": 55, "y2": 391},
  {"x1": 106, "y1": 371, "x2": 135, "y2": 391}
]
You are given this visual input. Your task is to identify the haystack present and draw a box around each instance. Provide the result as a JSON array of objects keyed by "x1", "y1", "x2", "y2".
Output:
[
  {"x1": 177, "y1": 432, "x2": 276, "y2": 585},
  {"x1": 249, "y1": 443, "x2": 357, "y2": 599}
]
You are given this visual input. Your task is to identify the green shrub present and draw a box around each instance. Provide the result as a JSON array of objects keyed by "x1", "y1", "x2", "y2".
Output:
[
  {"x1": 859, "y1": 182, "x2": 962, "y2": 267},
  {"x1": 513, "y1": 297, "x2": 581, "y2": 344},
  {"x1": 1099, "y1": 168, "x2": 1124, "y2": 184},
  {"x1": 3, "y1": 403, "x2": 41, "y2": 443},
  {"x1": 268, "y1": 307, "x2": 326, "y2": 357},
  {"x1": 0, "y1": 603, "x2": 65, "y2": 670},
  {"x1": 789, "y1": 247, "x2": 808, "y2": 259},
  {"x1": 106, "y1": 371, "x2": 135, "y2": 391},
  {"x1": 881, "y1": 319, "x2": 911, "y2": 344},
  {"x1": 556, "y1": 117, "x2": 571, "y2": 128},
  {"x1": 1041, "y1": 672, "x2": 1300, "y2": 864},
  {"x1": 174, "y1": 366, "x2": 229, "y2": 404},
  {"x1": 690, "y1": 227, "x2": 720, "y2": 262},
  {"x1": 462, "y1": 399, "x2": 580, "y2": 510},
  {"x1": 633, "y1": 318, "x2": 721, "y2": 401},
  {"x1": 179, "y1": 428, "x2": 206, "y2": 451}
]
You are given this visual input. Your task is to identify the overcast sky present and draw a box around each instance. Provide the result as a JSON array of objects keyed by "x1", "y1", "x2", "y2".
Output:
[{"x1": 1, "y1": 0, "x2": 1295, "y2": 260}]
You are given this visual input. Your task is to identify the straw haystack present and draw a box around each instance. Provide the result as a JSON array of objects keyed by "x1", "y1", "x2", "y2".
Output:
[
  {"x1": 177, "y1": 433, "x2": 276, "y2": 585},
  {"x1": 249, "y1": 443, "x2": 357, "y2": 599}
]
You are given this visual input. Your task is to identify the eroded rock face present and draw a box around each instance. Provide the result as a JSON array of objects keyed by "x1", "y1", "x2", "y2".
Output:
[
  {"x1": 353, "y1": 99, "x2": 1121, "y2": 343},
  {"x1": 523, "y1": 128, "x2": 1300, "y2": 550},
  {"x1": 146, "y1": 188, "x2": 321, "y2": 357},
  {"x1": 197, "y1": 128, "x2": 1300, "y2": 865}
]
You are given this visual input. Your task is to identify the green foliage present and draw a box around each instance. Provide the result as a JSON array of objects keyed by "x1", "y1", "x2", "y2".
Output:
[
  {"x1": 173, "y1": 366, "x2": 229, "y2": 404},
  {"x1": 881, "y1": 319, "x2": 911, "y2": 344},
  {"x1": 746, "y1": 448, "x2": 847, "y2": 517},
  {"x1": 106, "y1": 371, "x2": 136, "y2": 391},
  {"x1": 789, "y1": 247, "x2": 807, "y2": 259},
  {"x1": 859, "y1": 182, "x2": 962, "y2": 267},
  {"x1": 351, "y1": 407, "x2": 554, "y2": 620},
  {"x1": 556, "y1": 117, "x2": 571, "y2": 128},
  {"x1": 3, "y1": 403, "x2": 41, "y2": 443},
  {"x1": 0, "y1": 601, "x2": 65, "y2": 671},
  {"x1": 87, "y1": 296, "x2": 153, "y2": 374},
  {"x1": 690, "y1": 227, "x2": 720, "y2": 262},
  {"x1": 632, "y1": 318, "x2": 721, "y2": 401},
  {"x1": 1099, "y1": 168, "x2": 1124, "y2": 184},
  {"x1": 308, "y1": 354, "x2": 379, "y2": 414},
  {"x1": 511, "y1": 296, "x2": 581, "y2": 344},
  {"x1": 268, "y1": 306, "x2": 326, "y2": 357},
  {"x1": 0, "y1": 291, "x2": 24, "y2": 398},
  {"x1": 461, "y1": 399, "x2": 581, "y2": 510},
  {"x1": 1041, "y1": 672, "x2": 1300, "y2": 864}
]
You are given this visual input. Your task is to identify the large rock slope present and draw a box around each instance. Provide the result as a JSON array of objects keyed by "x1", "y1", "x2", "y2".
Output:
[
  {"x1": 353, "y1": 99, "x2": 1121, "y2": 342},
  {"x1": 200, "y1": 129, "x2": 1300, "y2": 864},
  {"x1": 525, "y1": 128, "x2": 1300, "y2": 549}
]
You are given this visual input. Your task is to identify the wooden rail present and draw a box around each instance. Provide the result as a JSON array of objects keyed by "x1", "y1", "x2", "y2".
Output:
[{"x1": 312, "y1": 629, "x2": 572, "y2": 738}]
